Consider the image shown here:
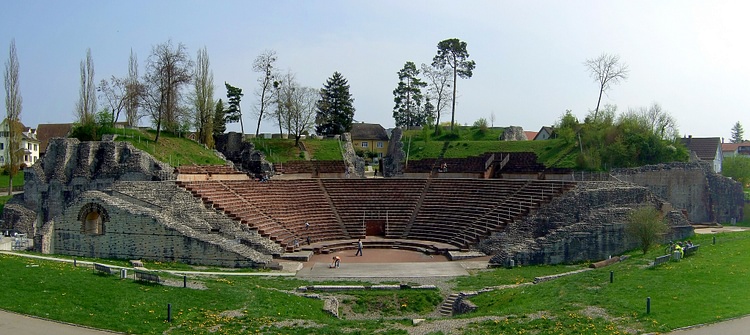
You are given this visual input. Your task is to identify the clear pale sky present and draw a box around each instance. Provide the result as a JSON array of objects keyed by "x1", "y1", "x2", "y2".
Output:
[{"x1": 1, "y1": 0, "x2": 748, "y2": 139}]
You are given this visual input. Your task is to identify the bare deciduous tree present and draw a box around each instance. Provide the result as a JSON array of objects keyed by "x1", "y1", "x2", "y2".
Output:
[
  {"x1": 420, "y1": 63, "x2": 452, "y2": 134},
  {"x1": 585, "y1": 53, "x2": 628, "y2": 121},
  {"x1": 192, "y1": 46, "x2": 214, "y2": 148},
  {"x1": 76, "y1": 48, "x2": 97, "y2": 124},
  {"x1": 143, "y1": 40, "x2": 193, "y2": 143},
  {"x1": 253, "y1": 50, "x2": 277, "y2": 137},
  {"x1": 624, "y1": 102, "x2": 678, "y2": 140},
  {"x1": 98, "y1": 76, "x2": 127, "y2": 126},
  {"x1": 124, "y1": 49, "x2": 143, "y2": 127},
  {"x1": 4, "y1": 39, "x2": 23, "y2": 195},
  {"x1": 285, "y1": 85, "x2": 317, "y2": 146}
]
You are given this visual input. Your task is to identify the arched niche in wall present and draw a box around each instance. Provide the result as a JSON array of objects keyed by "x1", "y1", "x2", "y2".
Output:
[{"x1": 77, "y1": 202, "x2": 110, "y2": 235}]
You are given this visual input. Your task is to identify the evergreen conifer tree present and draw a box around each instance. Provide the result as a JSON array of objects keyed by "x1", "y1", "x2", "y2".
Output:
[
  {"x1": 393, "y1": 61, "x2": 427, "y2": 129},
  {"x1": 315, "y1": 72, "x2": 355, "y2": 136}
]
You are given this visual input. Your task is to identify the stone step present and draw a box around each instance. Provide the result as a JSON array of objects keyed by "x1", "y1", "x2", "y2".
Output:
[{"x1": 437, "y1": 293, "x2": 460, "y2": 316}]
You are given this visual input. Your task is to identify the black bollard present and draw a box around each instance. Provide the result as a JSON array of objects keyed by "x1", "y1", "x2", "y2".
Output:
[
  {"x1": 713, "y1": 236, "x2": 716, "y2": 245},
  {"x1": 183, "y1": 275, "x2": 187, "y2": 288},
  {"x1": 646, "y1": 297, "x2": 651, "y2": 314},
  {"x1": 610, "y1": 271, "x2": 613, "y2": 283},
  {"x1": 73, "y1": 258, "x2": 76, "y2": 267},
  {"x1": 167, "y1": 303, "x2": 172, "y2": 322}
]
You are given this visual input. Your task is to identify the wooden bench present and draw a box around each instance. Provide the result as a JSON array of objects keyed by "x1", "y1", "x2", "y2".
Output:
[
  {"x1": 93, "y1": 263, "x2": 114, "y2": 275},
  {"x1": 134, "y1": 270, "x2": 160, "y2": 283},
  {"x1": 653, "y1": 254, "x2": 671, "y2": 267},
  {"x1": 683, "y1": 244, "x2": 700, "y2": 257}
]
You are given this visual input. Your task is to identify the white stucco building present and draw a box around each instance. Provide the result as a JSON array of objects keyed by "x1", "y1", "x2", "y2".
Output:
[{"x1": 0, "y1": 118, "x2": 40, "y2": 167}]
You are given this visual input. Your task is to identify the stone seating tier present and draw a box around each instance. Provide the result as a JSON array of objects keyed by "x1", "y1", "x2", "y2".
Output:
[{"x1": 178, "y1": 178, "x2": 576, "y2": 251}]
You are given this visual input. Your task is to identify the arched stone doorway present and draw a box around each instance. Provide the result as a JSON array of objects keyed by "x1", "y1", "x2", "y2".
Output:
[{"x1": 77, "y1": 203, "x2": 110, "y2": 235}]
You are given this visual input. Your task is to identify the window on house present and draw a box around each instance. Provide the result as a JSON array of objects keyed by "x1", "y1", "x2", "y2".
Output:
[
  {"x1": 361, "y1": 142, "x2": 368, "y2": 148},
  {"x1": 27, "y1": 143, "x2": 31, "y2": 150},
  {"x1": 0, "y1": 143, "x2": 3, "y2": 150},
  {"x1": 0, "y1": 156, "x2": 4, "y2": 164},
  {"x1": 378, "y1": 153, "x2": 383, "y2": 158},
  {"x1": 24, "y1": 155, "x2": 29, "y2": 162},
  {"x1": 33, "y1": 144, "x2": 37, "y2": 151},
  {"x1": 376, "y1": 141, "x2": 383, "y2": 148}
]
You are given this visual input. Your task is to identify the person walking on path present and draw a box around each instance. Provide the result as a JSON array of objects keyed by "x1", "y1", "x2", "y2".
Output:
[{"x1": 355, "y1": 238, "x2": 363, "y2": 256}]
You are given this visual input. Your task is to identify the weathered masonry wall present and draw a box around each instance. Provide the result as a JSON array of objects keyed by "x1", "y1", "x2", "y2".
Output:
[
  {"x1": 613, "y1": 162, "x2": 744, "y2": 223},
  {"x1": 54, "y1": 192, "x2": 262, "y2": 267},
  {"x1": 481, "y1": 182, "x2": 694, "y2": 266}
]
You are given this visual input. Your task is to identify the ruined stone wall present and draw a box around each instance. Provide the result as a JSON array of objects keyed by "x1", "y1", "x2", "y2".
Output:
[
  {"x1": 383, "y1": 128, "x2": 405, "y2": 177},
  {"x1": 500, "y1": 126, "x2": 527, "y2": 141},
  {"x1": 341, "y1": 133, "x2": 365, "y2": 178},
  {"x1": 54, "y1": 191, "x2": 268, "y2": 267},
  {"x1": 480, "y1": 182, "x2": 694, "y2": 266},
  {"x1": 1, "y1": 196, "x2": 36, "y2": 235},
  {"x1": 214, "y1": 132, "x2": 272, "y2": 176},
  {"x1": 612, "y1": 162, "x2": 744, "y2": 223}
]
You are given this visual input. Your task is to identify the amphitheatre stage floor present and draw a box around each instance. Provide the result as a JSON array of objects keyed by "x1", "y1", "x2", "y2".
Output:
[{"x1": 297, "y1": 248, "x2": 490, "y2": 278}]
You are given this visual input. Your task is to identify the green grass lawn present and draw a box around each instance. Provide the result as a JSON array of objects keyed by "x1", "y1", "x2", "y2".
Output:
[
  {"x1": 0, "y1": 170, "x2": 24, "y2": 188},
  {"x1": 3, "y1": 232, "x2": 750, "y2": 334},
  {"x1": 463, "y1": 232, "x2": 750, "y2": 334},
  {"x1": 114, "y1": 129, "x2": 225, "y2": 166}
]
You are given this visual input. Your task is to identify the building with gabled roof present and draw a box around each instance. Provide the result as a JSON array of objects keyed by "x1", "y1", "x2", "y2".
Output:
[
  {"x1": 0, "y1": 118, "x2": 40, "y2": 167},
  {"x1": 722, "y1": 141, "x2": 750, "y2": 157},
  {"x1": 680, "y1": 136, "x2": 722, "y2": 173},
  {"x1": 350, "y1": 122, "x2": 389, "y2": 161},
  {"x1": 36, "y1": 123, "x2": 74, "y2": 156},
  {"x1": 533, "y1": 126, "x2": 554, "y2": 140}
]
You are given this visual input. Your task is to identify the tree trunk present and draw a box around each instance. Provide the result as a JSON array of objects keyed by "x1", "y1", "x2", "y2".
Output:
[
  {"x1": 450, "y1": 66, "x2": 457, "y2": 132},
  {"x1": 594, "y1": 84, "x2": 604, "y2": 122},
  {"x1": 239, "y1": 110, "x2": 245, "y2": 136},
  {"x1": 255, "y1": 107, "x2": 264, "y2": 138}
]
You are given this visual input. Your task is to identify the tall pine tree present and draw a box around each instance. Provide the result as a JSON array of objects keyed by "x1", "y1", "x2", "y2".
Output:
[
  {"x1": 213, "y1": 99, "x2": 226, "y2": 136},
  {"x1": 224, "y1": 82, "x2": 244, "y2": 135},
  {"x1": 731, "y1": 121, "x2": 744, "y2": 143},
  {"x1": 393, "y1": 61, "x2": 428, "y2": 129},
  {"x1": 315, "y1": 72, "x2": 355, "y2": 136}
]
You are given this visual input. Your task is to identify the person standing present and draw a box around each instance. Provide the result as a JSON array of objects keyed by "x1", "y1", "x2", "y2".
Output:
[{"x1": 355, "y1": 238, "x2": 363, "y2": 256}]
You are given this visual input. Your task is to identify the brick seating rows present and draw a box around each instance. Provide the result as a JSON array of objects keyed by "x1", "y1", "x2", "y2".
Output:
[
  {"x1": 176, "y1": 164, "x2": 244, "y2": 175},
  {"x1": 405, "y1": 154, "x2": 492, "y2": 173},
  {"x1": 276, "y1": 160, "x2": 346, "y2": 174},
  {"x1": 180, "y1": 181, "x2": 300, "y2": 251},
  {"x1": 179, "y1": 178, "x2": 576, "y2": 252},
  {"x1": 221, "y1": 180, "x2": 346, "y2": 245},
  {"x1": 312, "y1": 239, "x2": 459, "y2": 255},
  {"x1": 409, "y1": 179, "x2": 575, "y2": 248},
  {"x1": 321, "y1": 179, "x2": 427, "y2": 238},
  {"x1": 409, "y1": 179, "x2": 524, "y2": 245}
]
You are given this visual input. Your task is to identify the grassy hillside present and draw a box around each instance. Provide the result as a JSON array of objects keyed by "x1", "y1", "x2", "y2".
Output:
[
  {"x1": 249, "y1": 127, "x2": 577, "y2": 168},
  {"x1": 2, "y1": 231, "x2": 750, "y2": 334},
  {"x1": 111, "y1": 128, "x2": 225, "y2": 166},
  {"x1": 402, "y1": 127, "x2": 578, "y2": 168},
  {"x1": 251, "y1": 138, "x2": 344, "y2": 163}
]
